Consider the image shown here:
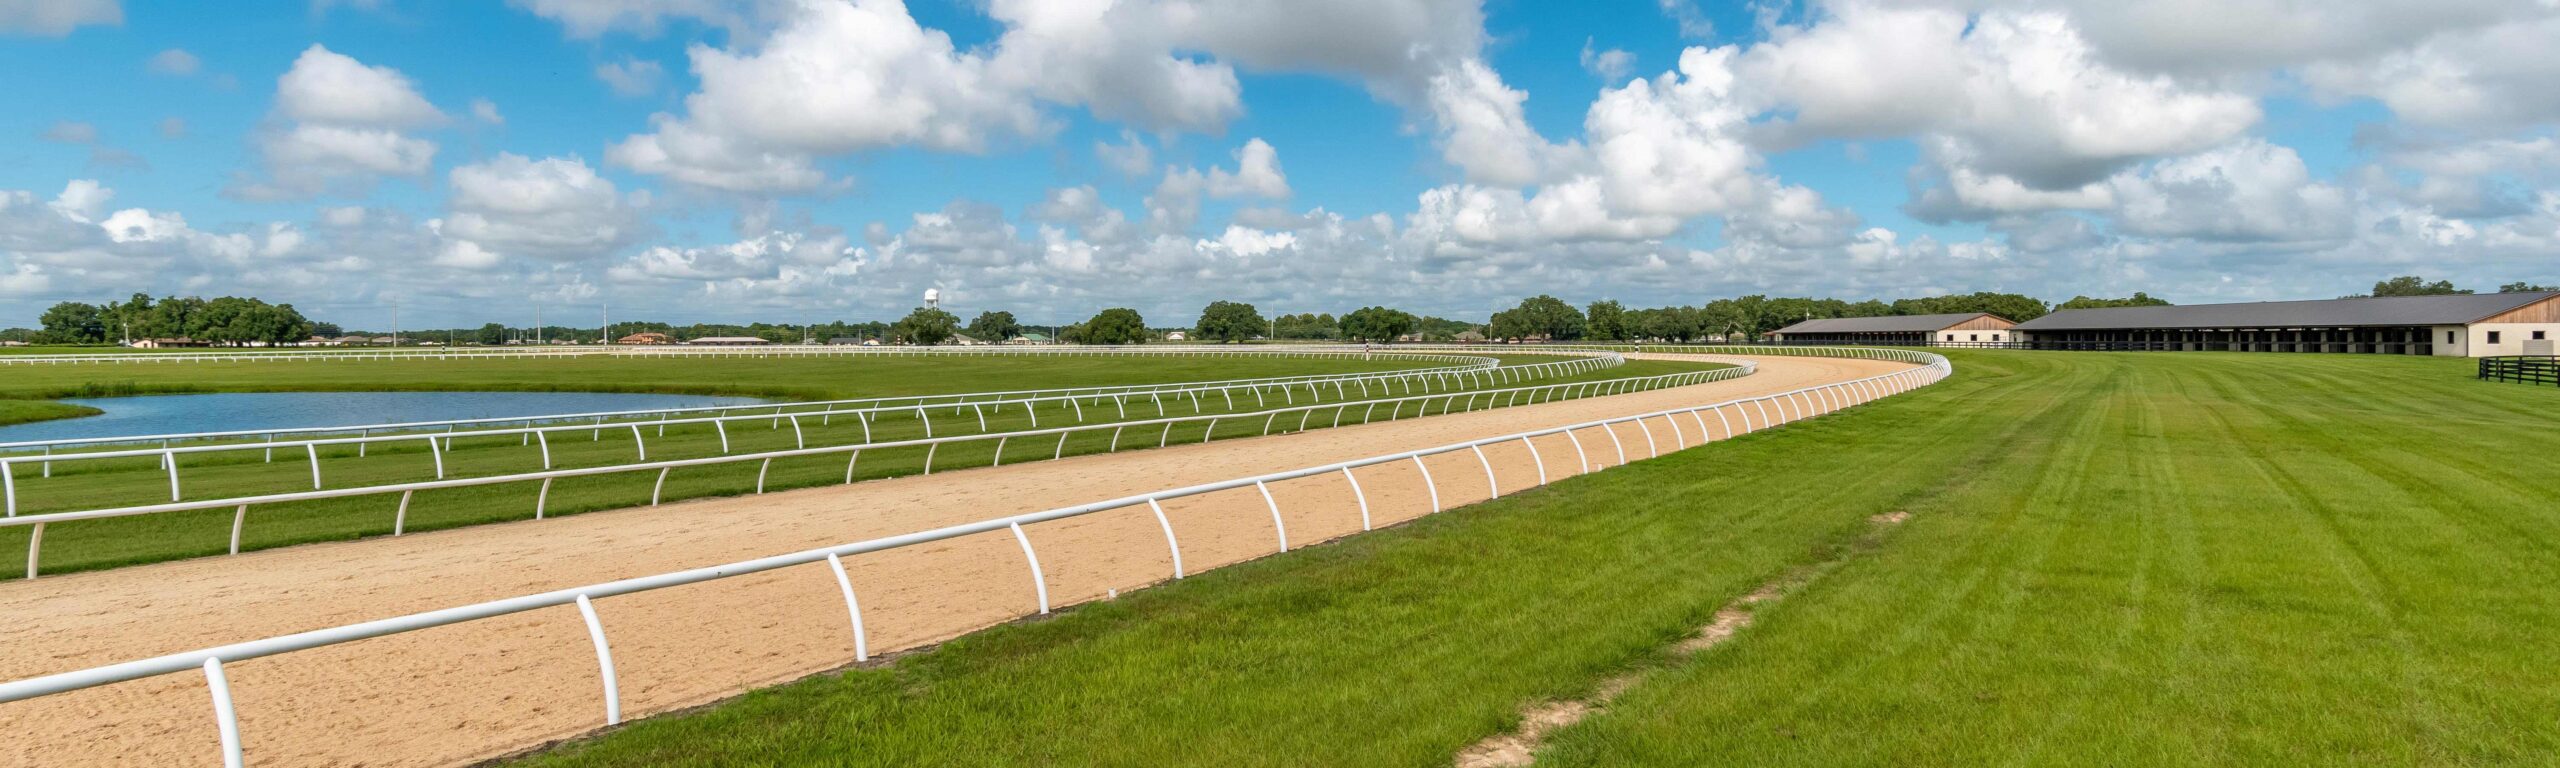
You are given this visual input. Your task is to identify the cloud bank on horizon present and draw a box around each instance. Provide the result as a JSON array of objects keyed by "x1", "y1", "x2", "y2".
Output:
[{"x1": 1, "y1": 0, "x2": 2556, "y2": 326}]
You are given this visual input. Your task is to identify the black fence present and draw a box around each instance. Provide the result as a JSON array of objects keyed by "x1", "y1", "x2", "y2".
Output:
[{"x1": 2480, "y1": 356, "x2": 2560, "y2": 386}]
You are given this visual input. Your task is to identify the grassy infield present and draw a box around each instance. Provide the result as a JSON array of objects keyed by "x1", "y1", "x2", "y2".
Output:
[
  {"x1": 0, "y1": 352, "x2": 1714, "y2": 578},
  {"x1": 499, "y1": 350, "x2": 2560, "y2": 767}
]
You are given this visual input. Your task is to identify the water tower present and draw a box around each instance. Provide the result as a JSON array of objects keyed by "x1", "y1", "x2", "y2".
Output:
[{"x1": 924, "y1": 288, "x2": 941, "y2": 310}]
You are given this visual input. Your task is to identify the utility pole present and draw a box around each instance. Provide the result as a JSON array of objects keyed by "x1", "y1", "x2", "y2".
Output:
[
  {"x1": 602, "y1": 298, "x2": 611, "y2": 346},
  {"x1": 391, "y1": 299, "x2": 400, "y2": 347}
]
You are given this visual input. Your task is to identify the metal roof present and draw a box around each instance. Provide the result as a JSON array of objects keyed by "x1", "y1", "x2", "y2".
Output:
[
  {"x1": 2013, "y1": 291, "x2": 2560, "y2": 331},
  {"x1": 1772, "y1": 313, "x2": 2003, "y2": 334}
]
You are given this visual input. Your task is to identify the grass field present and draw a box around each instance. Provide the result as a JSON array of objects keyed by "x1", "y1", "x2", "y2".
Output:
[
  {"x1": 0, "y1": 400, "x2": 101, "y2": 428},
  {"x1": 511, "y1": 350, "x2": 2560, "y2": 767},
  {"x1": 0, "y1": 354, "x2": 1719, "y2": 578}
]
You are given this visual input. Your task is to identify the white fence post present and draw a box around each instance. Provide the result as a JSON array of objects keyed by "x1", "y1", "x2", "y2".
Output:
[
  {"x1": 1471, "y1": 445, "x2": 1500, "y2": 499},
  {"x1": 1255, "y1": 481, "x2": 1289, "y2": 553},
  {"x1": 228, "y1": 504, "x2": 247, "y2": 555},
  {"x1": 1341, "y1": 467, "x2": 1371, "y2": 531},
  {"x1": 24, "y1": 521, "x2": 42, "y2": 579},
  {"x1": 203, "y1": 657, "x2": 244, "y2": 768},
  {"x1": 824, "y1": 553, "x2": 869, "y2": 662},
  {"x1": 1009, "y1": 522, "x2": 1051, "y2": 614},
  {"x1": 1147, "y1": 499, "x2": 1185, "y2": 579},
  {"x1": 574, "y1": 594, "x2": 621, "y2": 725},
  {"x1": 1412, "y1": 455, "x2": 1441, "y2": 513}
]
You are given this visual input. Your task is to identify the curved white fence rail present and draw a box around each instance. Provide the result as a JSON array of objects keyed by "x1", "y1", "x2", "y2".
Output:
[
  {"x1": 0, "y1": 347, "x2": 1949, "y2": 768},
  {"x1": 0, "y1": 353, "x2": 1622, "y2": 520},
  {"x1": 1, "y1": 360, "x2": 1730, "y2": 574}
]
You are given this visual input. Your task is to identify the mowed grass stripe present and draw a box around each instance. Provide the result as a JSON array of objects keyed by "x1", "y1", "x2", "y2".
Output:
[
  {"x1": 508, "y1": 351, "x2": 2560, "y2": 767},
  {"x1": 1539, "y1": 352, "x2": 2560, "y2": 766}
]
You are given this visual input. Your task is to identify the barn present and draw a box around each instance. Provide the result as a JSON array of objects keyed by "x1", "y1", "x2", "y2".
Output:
[
  {"x1": 2011, "y1": 291, "x2": 2560, "y2": 356},
  {"x1": 1767, "y1": 313, "x2": 2019, "y2": 347}
]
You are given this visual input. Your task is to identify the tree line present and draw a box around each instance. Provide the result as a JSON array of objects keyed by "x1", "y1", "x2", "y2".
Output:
[{"x1": 33, "y1": 294, "x2": 316, "y2": 346}]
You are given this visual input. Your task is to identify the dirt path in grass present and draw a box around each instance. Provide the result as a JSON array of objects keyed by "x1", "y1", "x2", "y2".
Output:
[
  {"x1": 1453, "y1": 510, "x2": 1914, "y2": 768},
  {"x1": 0, "y1": 353, "x2": 1913, "y2": 768}
]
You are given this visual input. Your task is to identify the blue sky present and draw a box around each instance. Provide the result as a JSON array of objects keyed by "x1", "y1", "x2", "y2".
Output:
[{"x1": 2, "y1": 0, "x2": 2556, "y2": 328}]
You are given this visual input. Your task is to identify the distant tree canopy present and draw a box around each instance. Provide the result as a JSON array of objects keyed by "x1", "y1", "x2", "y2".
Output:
[
  {"x1": 890, "y1": 307, "x2": 960, "y2": 345},
  {"x1": 2501, "y1": 281, "x2": 2558, "y2": 293},
  {"x1": 966, "y1": 310, "x2": 1021, "y2": 342},
  {"x1": 2056, "y1": 292, "x2": 2173, "y2": 310},
  {"x1": 1193, "y1": 301, "x2": 1267, "y2": 343},
  {"x1": 37, "y1": 294, "x2": 315, "y2": 345},
  {"x1": 1272, "y1": 312, "x2": 1338, "y2": 340},
  {"x1": 1077, "y1": 307, "x2": 1149, "y2": 344},
  {"x1": 1889, "y1": 292, "x2": 2051, "y2": 323},
  {"x1": 2365, "y1": 276, "x2": 2471, "y2": 297},
  {"x1": 1338, "y1": 306, "x2": 1417, "y2": 342},
  {"x1": 1584, "y1": 300, "x2": 1630, "y2": 341},
  {"x1": 1489, "y1": 295, "x2": 1586, "y2": 341}
]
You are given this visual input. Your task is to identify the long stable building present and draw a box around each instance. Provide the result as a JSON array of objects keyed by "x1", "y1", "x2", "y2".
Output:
[
  {"x1": 1767, "y1": 313, "x2": 2018, "y2": 347},
  {"x1": 2012, "y1": 291, "x2": 2560, "y2": 356}
]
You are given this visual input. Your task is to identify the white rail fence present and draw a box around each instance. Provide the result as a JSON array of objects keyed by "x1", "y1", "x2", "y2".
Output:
[
  {"x1": 0, "y1": 353, "x2": 1620, "y2": 520},
  {"x1": 0, "y1": 348, "x2": 1950, "y2": 768},
  {"x1": 1, "y1": 360, "x2": 1731, "y2": 576},
  {"x1": 0, "y1": 346, "x2": 1567, "y2": 454}
]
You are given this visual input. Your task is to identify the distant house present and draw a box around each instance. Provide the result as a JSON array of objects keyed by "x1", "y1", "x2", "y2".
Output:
[
  {"x1": 950, "y1": 333, "x2": 982, "y2": 346},
  {"x1": 303, "y1": 336, "x2": 338, "y2": 347},
  {"x1": 0, "y1": 340, "x2": 29, "y2": 347},
  {"x1": 687, "y1": 336, "x2": 770, "y2": 346},
  {"x1": 334, "y1": 335, "x2": 372, "y2": 346},
  {"x1": 1010, "y1": 332, "x2": 1051, "y2": 345},
  {"x1": 1454, "y1": 330, "x2": 1488, "y2": 343},
  {"x1": 826, "y1": 337, "x2": 868, "y2": 346},
  {"x1": 131, "y1": 337, "x2": 206, "y2": 348},
  {"x1": 617, "y1": 332, "x2": 674, "y2": 345},
  {"x1": 1164, "y1": 331, "x2": 1188, "y2": 341},
  {"x1": 370, "y1": 336, "x2": 401, "y2": 345}
]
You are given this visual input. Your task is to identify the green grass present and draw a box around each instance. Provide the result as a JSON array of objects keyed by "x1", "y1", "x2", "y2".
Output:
[
  {"x1": 0, "y1": 399, "x2": 101, "y2": 428},
  {"x1": 510, "y1": 351, "x2": 2560, "y2": 768},
  {"x1": 0, "y1": 356, "x2": 1719, "y2": 578}
]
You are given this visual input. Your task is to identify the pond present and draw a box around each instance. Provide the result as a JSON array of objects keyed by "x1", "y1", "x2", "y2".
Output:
[{"x1": 0, "y1": 391, "x2": 771, "y2": 443}]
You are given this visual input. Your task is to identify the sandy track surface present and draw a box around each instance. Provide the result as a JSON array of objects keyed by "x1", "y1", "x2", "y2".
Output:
[{"x1": 0, "y1": 353, "x2": 1911, "y2": 767}]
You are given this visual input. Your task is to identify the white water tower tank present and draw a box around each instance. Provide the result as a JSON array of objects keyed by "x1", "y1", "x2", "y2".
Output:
[{"x1": 924, "y1": 288, "x2": 941, "y2": 309}]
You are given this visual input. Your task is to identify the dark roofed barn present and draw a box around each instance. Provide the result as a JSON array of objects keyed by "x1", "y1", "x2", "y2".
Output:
[
  {"x1": 1767, "y1": 313, "x2": 2018, "y2": 347},
  {"x1": 2012, "y1": 291, "x2": 2560, "y2": 356}
]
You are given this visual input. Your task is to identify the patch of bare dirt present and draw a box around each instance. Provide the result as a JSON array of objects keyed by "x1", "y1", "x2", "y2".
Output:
[{"x1": 1453, "y1": 508, "x2": 1914, "y2": 767}]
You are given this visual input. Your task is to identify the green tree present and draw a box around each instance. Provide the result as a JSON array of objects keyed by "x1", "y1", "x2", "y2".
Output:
[
  {"x1": 36, "y1": 301, "x2": 106, "y2": 344},
  {"x1": 2057, "y1": 292, "x2": 2173, "y2": 310},
  {"x1": 966, "y1": 310, "x2": 1022, "y2": 342},
  {"x1": 1339, "y1": 306, "x2": 1418, "y2": 342},
  {"x1": 2368, "y1": 276, "x2": 2469, "y2": 297},
  {"x1": 1493, "y1": 295, "x2": 1585, "y2": 341},
  {"x1": 1080, "y1": 307, "x2": 1149, "y2": 344},
  {"x1": 890, "y1": 306, "x2": 961, "y2": 345},
  {"x1": 1585, "y1": 300, "x2": 1628, "y2": 341},
  {"x1": 2499, "y1": 281, "x2": 2557, "y2": 293},
  {"x1": 1193, "y1": 301, "x2": 1266, "y2": 343}
]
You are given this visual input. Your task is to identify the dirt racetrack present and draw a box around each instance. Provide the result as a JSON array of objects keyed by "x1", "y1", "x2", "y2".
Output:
[{"x1": 0, "y1": 353, "x2": 1914, "y2": 767}]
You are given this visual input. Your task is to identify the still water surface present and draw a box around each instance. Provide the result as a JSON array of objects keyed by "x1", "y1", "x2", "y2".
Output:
[{"x1": 0, "y1": 391, "x2": 768, "y2": 443}]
